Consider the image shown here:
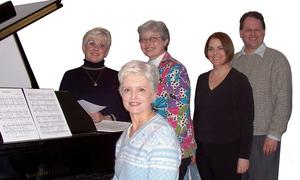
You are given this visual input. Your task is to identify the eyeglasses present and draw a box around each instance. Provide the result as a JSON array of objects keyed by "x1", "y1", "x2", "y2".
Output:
[
  {"x1": 86, "y1": 40, "x2": 107, "y2": 49},
  {"x1": 243, "y1": 28, "x2": 264, "y2": 34},
  {"x1": 139, "y1": 36, "x2": 162, "y2": 44}
]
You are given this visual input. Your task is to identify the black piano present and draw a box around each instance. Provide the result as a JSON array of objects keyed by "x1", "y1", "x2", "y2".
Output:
[
  {"x1": 0, "y1": 1, "x2": 120, "y2": 179},
  {"x1": 0, "y1": 129, "x2": 121, "y2": 179}
]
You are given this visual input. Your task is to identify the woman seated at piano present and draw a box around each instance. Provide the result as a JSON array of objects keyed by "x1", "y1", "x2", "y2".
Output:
[
  {"x1": 59, "y1": 27, "x2": 129, "y2": 122},
  {"x1": 113, "y1": 60, "x2": 181, "y2": 180}
]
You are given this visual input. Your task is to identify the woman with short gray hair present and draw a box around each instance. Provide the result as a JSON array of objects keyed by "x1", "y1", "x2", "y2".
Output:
[
  {"x1": 59, "y1": 27, "x2": 129, "y2": 123},
  {"x1": 137, "y1": 20, "x2": 197, "y2": 180},
  {"x1": 113, "y1": 60, "x2": 181, "y2": 180}
]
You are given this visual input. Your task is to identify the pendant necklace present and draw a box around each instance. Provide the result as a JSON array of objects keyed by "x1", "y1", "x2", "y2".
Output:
[{"x1": 82, "y1": 66, "x2": 105, "y2": 87}]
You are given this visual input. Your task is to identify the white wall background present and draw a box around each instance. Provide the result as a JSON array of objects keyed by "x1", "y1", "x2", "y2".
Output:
[{"x1": 2, "y1": 0, "x2": 299, "y2": 179}]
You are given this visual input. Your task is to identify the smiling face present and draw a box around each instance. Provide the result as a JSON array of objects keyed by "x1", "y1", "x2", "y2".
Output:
[
  {"x1": 139, "y1": 30, "x2": 168, "y2": 59},
  {"x1": 120, "y1": 73, "x2": 156, "y2": 116},
  {"x1": 82, "y1": 35, "x2": 109, "y2": 63},
  {"x1": 240, "y1": 17, "x2": 265, "y2": 54},
  {"x1": 207, "y1": 38, "x2": 227, "y2": 67}
]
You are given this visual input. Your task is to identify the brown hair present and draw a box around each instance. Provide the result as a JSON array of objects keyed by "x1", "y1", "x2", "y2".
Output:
[
  {"x1": 204, "y1": 32, "x2": 234, "y2": 62},
  {"x1": 239, "y1": 11, "x2": 266, "y2": 30}
]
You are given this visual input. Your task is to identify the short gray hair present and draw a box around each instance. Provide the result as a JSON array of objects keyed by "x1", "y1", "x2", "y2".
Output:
[
  {"x1": 118, "y1": 60, "x2": 159, "y2": 93},
  {"x1": 82, "y1": 27, "x2": 112, "y2": 49},
  {"x1": 137, "y1": 20, "x2": 170, "y2": 48}
]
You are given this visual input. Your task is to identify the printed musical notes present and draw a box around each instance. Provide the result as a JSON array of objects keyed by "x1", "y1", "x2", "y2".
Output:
[{"x1": 0, "y1": 88, "x2": 71, "y2": 143}]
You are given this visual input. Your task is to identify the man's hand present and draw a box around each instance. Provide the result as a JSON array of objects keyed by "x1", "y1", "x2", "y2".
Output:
[{"x1": 263, "y1": 137, "x2": 279, "y2": 156}]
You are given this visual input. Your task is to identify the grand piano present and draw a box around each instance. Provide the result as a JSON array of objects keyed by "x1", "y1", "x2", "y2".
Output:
[{"x1": 0, "y1": 1, "x2": 121, "y2": 179}]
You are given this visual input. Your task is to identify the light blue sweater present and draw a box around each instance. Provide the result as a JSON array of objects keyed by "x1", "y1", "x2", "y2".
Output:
[{"x1": 113, "y1": 114, "x2": 181, "y2": 180}]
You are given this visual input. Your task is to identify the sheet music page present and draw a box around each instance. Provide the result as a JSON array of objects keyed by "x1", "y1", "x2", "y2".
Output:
[
  {"x1": 77, "y1": 99, "x2": 106, "y2": 113},
  {"x1": 94, "y1": 120, "x2": 131, "y2": 132},
  {"x1": 23, "y1": 88, "x2": 72, "y2": 139},
  {"x1": 0, "y1": 88, "x2": 40, "y2": 143}
]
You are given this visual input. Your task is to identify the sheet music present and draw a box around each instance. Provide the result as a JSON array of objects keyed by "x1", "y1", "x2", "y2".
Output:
[
  {"x1": 94, "y1": 120, "x2": 131, "y2": 132},
  {"x1": 0, "y1": 88, "x2": 40, "y2": 143},
  {"x1": 77, "y1": 99, "x2": 106, "y2": 113},
  {"x1": 23, "y1": 88, "x2": 72, "y2": 139}
]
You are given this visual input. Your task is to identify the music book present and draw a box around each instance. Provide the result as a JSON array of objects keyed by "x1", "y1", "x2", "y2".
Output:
[{"x1": 0, "y1": 88, "x2": 72, "y2": 143}]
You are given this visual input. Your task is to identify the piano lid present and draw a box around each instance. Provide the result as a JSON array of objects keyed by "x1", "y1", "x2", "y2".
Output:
[
  {"x1": 0, "y1": 0, "x2": 63, "y2": 88},
  {"x1": 0, "y1": 0, "x2": 63, "y2": 40}
]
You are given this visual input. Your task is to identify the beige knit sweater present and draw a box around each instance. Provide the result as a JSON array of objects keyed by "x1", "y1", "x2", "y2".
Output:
[{"x1": 231, "y1": 47, "x2": 292, "y2": 139}]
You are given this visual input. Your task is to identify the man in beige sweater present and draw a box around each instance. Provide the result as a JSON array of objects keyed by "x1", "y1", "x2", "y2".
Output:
[{"x1": 231, "y1": 11, "x2": 292, "y2": 180}]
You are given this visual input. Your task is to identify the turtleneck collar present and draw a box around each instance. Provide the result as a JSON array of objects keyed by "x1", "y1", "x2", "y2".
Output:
[{"x1": 82, "y1": 59, "x2": 105, "y2": 70}]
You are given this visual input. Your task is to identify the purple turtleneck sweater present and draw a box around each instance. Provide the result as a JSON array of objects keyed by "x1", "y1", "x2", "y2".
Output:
[{"x1": 59, "y1": 59, "x2": 130, "y2": 122}]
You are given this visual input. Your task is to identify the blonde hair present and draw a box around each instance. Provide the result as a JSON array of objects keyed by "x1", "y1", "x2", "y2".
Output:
[{"x1": 82, "y1": 27, "x2": 112, "y2": 49}]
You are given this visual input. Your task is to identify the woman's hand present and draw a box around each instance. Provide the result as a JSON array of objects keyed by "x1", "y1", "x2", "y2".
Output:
[
  {"x1": 191, "y1": 155, "x2": 197, "y2": 164},
  {"x1": 89, "y1": 112, "x2": 113, "y2": 123},
  {"x1": 236, "y1": 158, "x2": 249, "y2": 174},
  {"x1": 89, "y1": 112, "x2": 105, "y2": 123}
]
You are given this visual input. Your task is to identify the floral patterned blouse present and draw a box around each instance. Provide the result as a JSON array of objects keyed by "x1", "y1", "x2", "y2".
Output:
[{"x1": 152, "y1": 52, "x2": 196, "y2": 158}]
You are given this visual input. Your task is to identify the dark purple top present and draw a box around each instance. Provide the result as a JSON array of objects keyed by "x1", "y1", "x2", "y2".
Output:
[
  {"x1": 59, "y1": 60, "x2": 130, "y2": 122},
  {"x1": 193, "y1": 68, "x2": 254, "y2": 158}
]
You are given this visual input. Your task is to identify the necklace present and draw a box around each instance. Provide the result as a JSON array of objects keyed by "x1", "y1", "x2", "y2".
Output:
[{"x1": 82, "y1": 66, "x2": 105, "y2": 86}]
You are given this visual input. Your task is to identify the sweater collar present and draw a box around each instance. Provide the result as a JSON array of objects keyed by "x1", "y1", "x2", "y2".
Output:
[{"x1": 82, "y1": 59, "x2": 105, "y2": 70}]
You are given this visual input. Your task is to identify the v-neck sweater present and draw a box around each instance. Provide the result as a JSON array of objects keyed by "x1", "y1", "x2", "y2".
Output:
[{"x1": 193, "y1": 68, "x2": 254, "y2": 158}]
